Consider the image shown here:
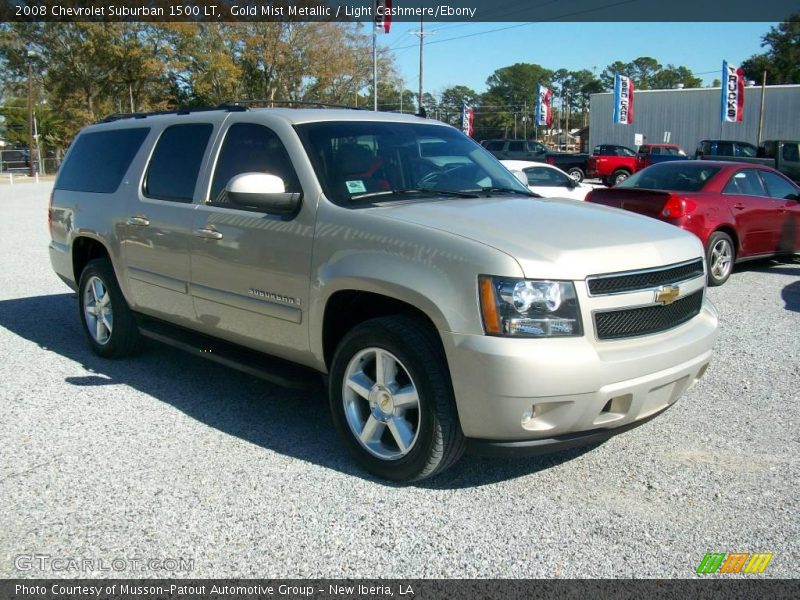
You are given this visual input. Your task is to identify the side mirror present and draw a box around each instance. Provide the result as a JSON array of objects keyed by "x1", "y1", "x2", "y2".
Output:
[
  {"x1": 226, "y1": 173, "x2": 302, "y2": 215},
  {"x1": 511, "y1": 170, "x2": 529, "y2": 187},
  {"x1": 565, "y1": 179, "x2": 577, "y2": 189},
  {"x1": 788, "y1": 193, "x2": 800, "y2": 201}
]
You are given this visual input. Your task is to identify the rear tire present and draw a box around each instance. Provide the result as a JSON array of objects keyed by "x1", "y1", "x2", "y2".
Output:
[
  {"x1": 611, "y1": 169, "x2": 630, "y2": 186},
  {"x1": 567, "y1": 167, "x2": 584, "y2": 183},
  {"x1": 329, "y1": 316, "x2": 465, "y2": 482},
  {"x1": 78, "y1": 258, "x2": 142, "y2": 358},
  {"x1": 706, "y1": 232, "x2": 735, "y2": 286}
]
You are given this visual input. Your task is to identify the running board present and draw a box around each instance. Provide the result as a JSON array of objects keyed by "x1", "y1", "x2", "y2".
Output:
[{"x1": 137, "y1": 318, "x2": 320, "y2": 391}]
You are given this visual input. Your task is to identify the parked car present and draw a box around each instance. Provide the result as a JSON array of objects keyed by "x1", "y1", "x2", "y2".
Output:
[
  {"x1": 695, "y1": 139, "x2": 758, "y2": 159},
  {"x1": 586, "y1": 144, "x2": 639, "y2": 186},
  {"x1": 585, "y1": 161, "x2": 800, "y2": 286},
  {"x1": 49, "y1": 107, "x2": 717, "y2": 481},
  {"x1": 544, "y1": 152, "x2": 590, "y2": 183},
  {"x1": 0, "y1": 149, "x2": 30, "y2": 172},
  {"x1": 483, "y1": 139, "x2": 551, "y2": 161},
  {"x1": 501, "y1": 160, "x2": 593, "y2": 200},
  {"x1": 697, "y1": 139, "x2": 800, "y2": 183},
  {"x1": 482, "y1": 138, "x2": 589, "y2": 182},
  {"x1": 635, "y1": 144, "x2": 688, "y2": 171}
]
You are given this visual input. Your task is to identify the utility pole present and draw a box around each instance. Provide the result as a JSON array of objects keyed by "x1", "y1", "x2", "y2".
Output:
[
  {"x1": 27, "y1": 59, "x2": 35, "y2": 178},
  {"x1": 372, "y1": 18, "x2": 378, "y2": 111},
  {"x1": 410, "y1": 17, "x2": 432, "y2": 114},
  {"x1": 523, "y1": 100, "x2": 527, "y2": 139},
  {"x1": 757, "y1": 70, "x2": 767, "y2": 145}
]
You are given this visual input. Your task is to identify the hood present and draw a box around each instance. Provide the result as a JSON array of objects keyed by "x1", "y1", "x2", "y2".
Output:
[{"x1": 372, "y1": 196, "x2": 704, "y2": 280}]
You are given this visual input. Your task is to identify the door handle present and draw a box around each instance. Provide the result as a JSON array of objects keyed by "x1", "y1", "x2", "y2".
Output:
[
  {"x1": 733, "y1": 203, "x2": 745, "y2": 210},
  {"x1": 193, "y1": 228, "x2": 223, "y2": 240},
  {"x1": 127, "y1": 216, "x2": 150, "y2": 227}
]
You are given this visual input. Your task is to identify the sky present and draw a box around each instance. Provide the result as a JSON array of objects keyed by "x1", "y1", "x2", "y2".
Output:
[{"x1": 382, "y1": 21, "x2": 777, "y2": 96}]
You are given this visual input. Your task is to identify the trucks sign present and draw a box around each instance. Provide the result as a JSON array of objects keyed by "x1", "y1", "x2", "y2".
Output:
[{"x1": 721, "y1": 60, "x2": 745, "y2": 123}]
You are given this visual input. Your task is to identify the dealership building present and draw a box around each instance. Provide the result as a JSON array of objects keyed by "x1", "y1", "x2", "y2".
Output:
[{"x1": 588, "y1": 84, "x2": 800, "y2": 154}]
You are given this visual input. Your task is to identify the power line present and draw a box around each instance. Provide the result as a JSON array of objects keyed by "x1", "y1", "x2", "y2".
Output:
[{"x1": 380, "y1": 0, "x2": 640, "y2": 54}]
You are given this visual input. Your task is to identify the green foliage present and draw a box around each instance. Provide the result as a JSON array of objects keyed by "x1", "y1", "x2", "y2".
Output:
[
  {"x1": 0, "y1": 22, "x2": 398, "y2": 155},
  {"x1": 742, "y1": 14, "x2": 800, "y2": 84},
  {"x1": 600, "y1": 57, "x2": 701, "y2": 91}
]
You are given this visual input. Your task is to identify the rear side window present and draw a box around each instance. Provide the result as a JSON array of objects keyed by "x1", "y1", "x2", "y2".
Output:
[
  {"x1": 723, "y1": 169, "x2": 768, "y2": 196},
  {"x1": 508, "y1": 141, "x2": 524, "y2": 152},
  {"x1": 485, "y1": 141, "x2": 504, "y2": 151},
  {"x1": 56, "y1": 128, "x2": 149, "y2": 193},
  {"x1": 144, "y1": 124, "x2": 213, "y2": 202},
  {"x1": 759, "y1": 171, "x2": 798, "y2": 199}
]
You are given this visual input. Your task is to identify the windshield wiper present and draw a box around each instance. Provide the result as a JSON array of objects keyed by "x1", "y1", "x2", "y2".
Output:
[
  {"x1": 474, "y1": 186, "x2": 539, "y2": 197},
  {"x1": 350, "y1": 188, "x2": 480, "y2": 200}
]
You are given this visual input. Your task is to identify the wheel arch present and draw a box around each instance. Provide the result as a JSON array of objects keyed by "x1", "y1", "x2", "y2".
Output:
[
  {"x1": 318, "y1": 285, "x2": 447, "y2": 371},
  {"x1": 72, "y1": 235, "x2": 112, "y2": 283},
  {"x1": 710, "y1": 225, "x2": 740, "y2": 258}
]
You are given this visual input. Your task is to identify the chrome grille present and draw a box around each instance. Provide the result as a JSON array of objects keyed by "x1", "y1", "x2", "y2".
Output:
[
  {"x1": 594, "y1": 290, "x2": 704, "y2": 340},
  {"x1": 588, "y1": 259, "x2": 704, "y2": 296}
]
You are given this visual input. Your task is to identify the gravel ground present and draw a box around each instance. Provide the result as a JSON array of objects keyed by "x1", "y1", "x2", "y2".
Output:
[{"x1": 1, "y1": 182, "x2": 798, "y2": 579}]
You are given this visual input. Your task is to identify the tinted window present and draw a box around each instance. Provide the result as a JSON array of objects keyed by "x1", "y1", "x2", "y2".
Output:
[
  {"x1": 592, "y1": 145, "x2": 602, "y2": 155},
  {"x1": 783, "y1": 143, "x2": 800, "y2": 163},
  {"x1": 617, "y1": 163, "x2": 721, "y2": 192},
  {"x1": 760, "y1": 142, "x2": 776, "y2": 159},
  {"x1": 56, "y1": 128, "x2": 149, "y2": 193},
  {"x1": 508, "y1": 141, "x2": 524, "y2": 152},
  {"x1": 527, "y1": 142, "x2": 546, "y2": 153},
  {"x1": 616, "y1": 146, "x2": 636, "y2": 157},
  {"x1": 737, "y1": 143, "x2": 757, "y2": 158},
  {"x1": 485, "y1": 141, "x2": 504, "y2": 151},
  {"x1": 716, "y1": 142, "x2": 734, "y2": 156},
  {"x1": 525, "y1": 167, "x2": 568, "y2": 186},
  {"x1": 759, "y1": 171, "x2": 798, "y2": 199},
  {"x1": 144, "y1": 124, "x2": 213, "y2": 202},
  {"x1": 210, "y1": 123, "x2": 301, "y2": 204},
  {"x1": 723, "y1": 169, "x2": 767, "y2": 196}
]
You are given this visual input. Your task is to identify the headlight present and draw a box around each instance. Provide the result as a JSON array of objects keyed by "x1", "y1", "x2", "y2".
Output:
[{"x1": 479, "y1": 276, "x2": 582, "y2": 337}]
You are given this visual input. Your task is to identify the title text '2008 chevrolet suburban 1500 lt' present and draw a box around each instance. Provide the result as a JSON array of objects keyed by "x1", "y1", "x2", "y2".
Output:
[{"x1": 49, "y1": 107, "x2": 718, "y2": 481}]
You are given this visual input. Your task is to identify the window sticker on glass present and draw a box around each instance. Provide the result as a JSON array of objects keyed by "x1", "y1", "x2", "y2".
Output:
[{"x1": 346, "y1": 180, "x2": 367, "y2": 194}]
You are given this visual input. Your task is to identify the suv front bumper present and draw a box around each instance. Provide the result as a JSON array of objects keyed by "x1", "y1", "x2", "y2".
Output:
[{"x1": 440, "y1": 298, "x2": 718, "y2": 446}]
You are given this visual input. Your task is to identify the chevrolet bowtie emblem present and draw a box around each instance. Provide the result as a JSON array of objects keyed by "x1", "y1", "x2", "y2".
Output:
[{"x1": 655, "y1": 285, "x2": 680, "y2": 305}]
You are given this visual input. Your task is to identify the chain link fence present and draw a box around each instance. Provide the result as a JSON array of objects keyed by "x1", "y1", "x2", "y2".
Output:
[{"x1": 0, "y1": 150, "x2": 61, "y2": 175}]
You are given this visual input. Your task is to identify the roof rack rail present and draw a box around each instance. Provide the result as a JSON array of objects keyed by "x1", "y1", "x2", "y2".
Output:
[
  {"x1": 223, "y1": 99, "x2": 365, "y2": 110},
  {"x1": 97, "y1": 103, "x2": 248, "y2": 124}
]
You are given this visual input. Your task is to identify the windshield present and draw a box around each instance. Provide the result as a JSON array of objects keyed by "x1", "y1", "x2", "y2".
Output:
[
  {"x1": 295, "y1": 121, "x2": 531, "y2": 205},
  {"x1": 616, "y1": 163, "x2": 722, "y2": 192}
]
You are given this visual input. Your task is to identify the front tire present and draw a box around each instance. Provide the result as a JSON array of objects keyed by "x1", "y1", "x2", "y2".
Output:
[
  {"x1": 567, "y1": 167, "x2": 584, "y2": 183},
  {"x1": 329, "y1": 316, "x2": 465, "y2": 482},
  {"x1": 706, "y1": 232, "x2": 735, "y2": 286},
  {"x1": 78, "y1": 258, "x2": 142, "y2": 358}
]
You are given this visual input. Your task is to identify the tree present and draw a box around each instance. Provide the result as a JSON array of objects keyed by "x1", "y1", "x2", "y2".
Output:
[
  {"x1": 652, "y1": 65, "x2": 702, "y2": 89},
  {"x1": 742, "y1": 16, "x2": 800, "y2": 84},
  {"x1": 600, "y1": 61, "x2": 632, "y2": 90},
  {"x1": 482, "y1": 63, "x2": 552, "y2": 139},
  {"x1": 438, "y1": 85, "x2": 479, "y2": 125}
]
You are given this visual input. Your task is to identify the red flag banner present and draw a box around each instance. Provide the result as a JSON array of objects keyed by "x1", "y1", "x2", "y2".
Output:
[{"x1": 375, "y1": 0, "x2": 393, "y2": 33}]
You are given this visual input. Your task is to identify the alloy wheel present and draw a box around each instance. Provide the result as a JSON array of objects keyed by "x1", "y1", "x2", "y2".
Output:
[
  {"x1": 342, "y1": 347, "x2": 421, "y2": 460},
  {"x1": 83, "y1": 275, "x2": 113, "y2": 345},
  {"x1": 710, "y1": 238, "x2": 733, "y2": 280}
]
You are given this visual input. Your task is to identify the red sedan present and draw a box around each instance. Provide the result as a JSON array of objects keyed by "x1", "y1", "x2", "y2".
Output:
[{"x1": 585, "y1": 161, "x2": 800, "y2": 285}]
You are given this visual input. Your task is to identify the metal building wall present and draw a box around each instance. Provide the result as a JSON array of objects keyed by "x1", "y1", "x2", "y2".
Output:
[{"x1": 588, "y1": 85, "x2": 800, "y2": 153}]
